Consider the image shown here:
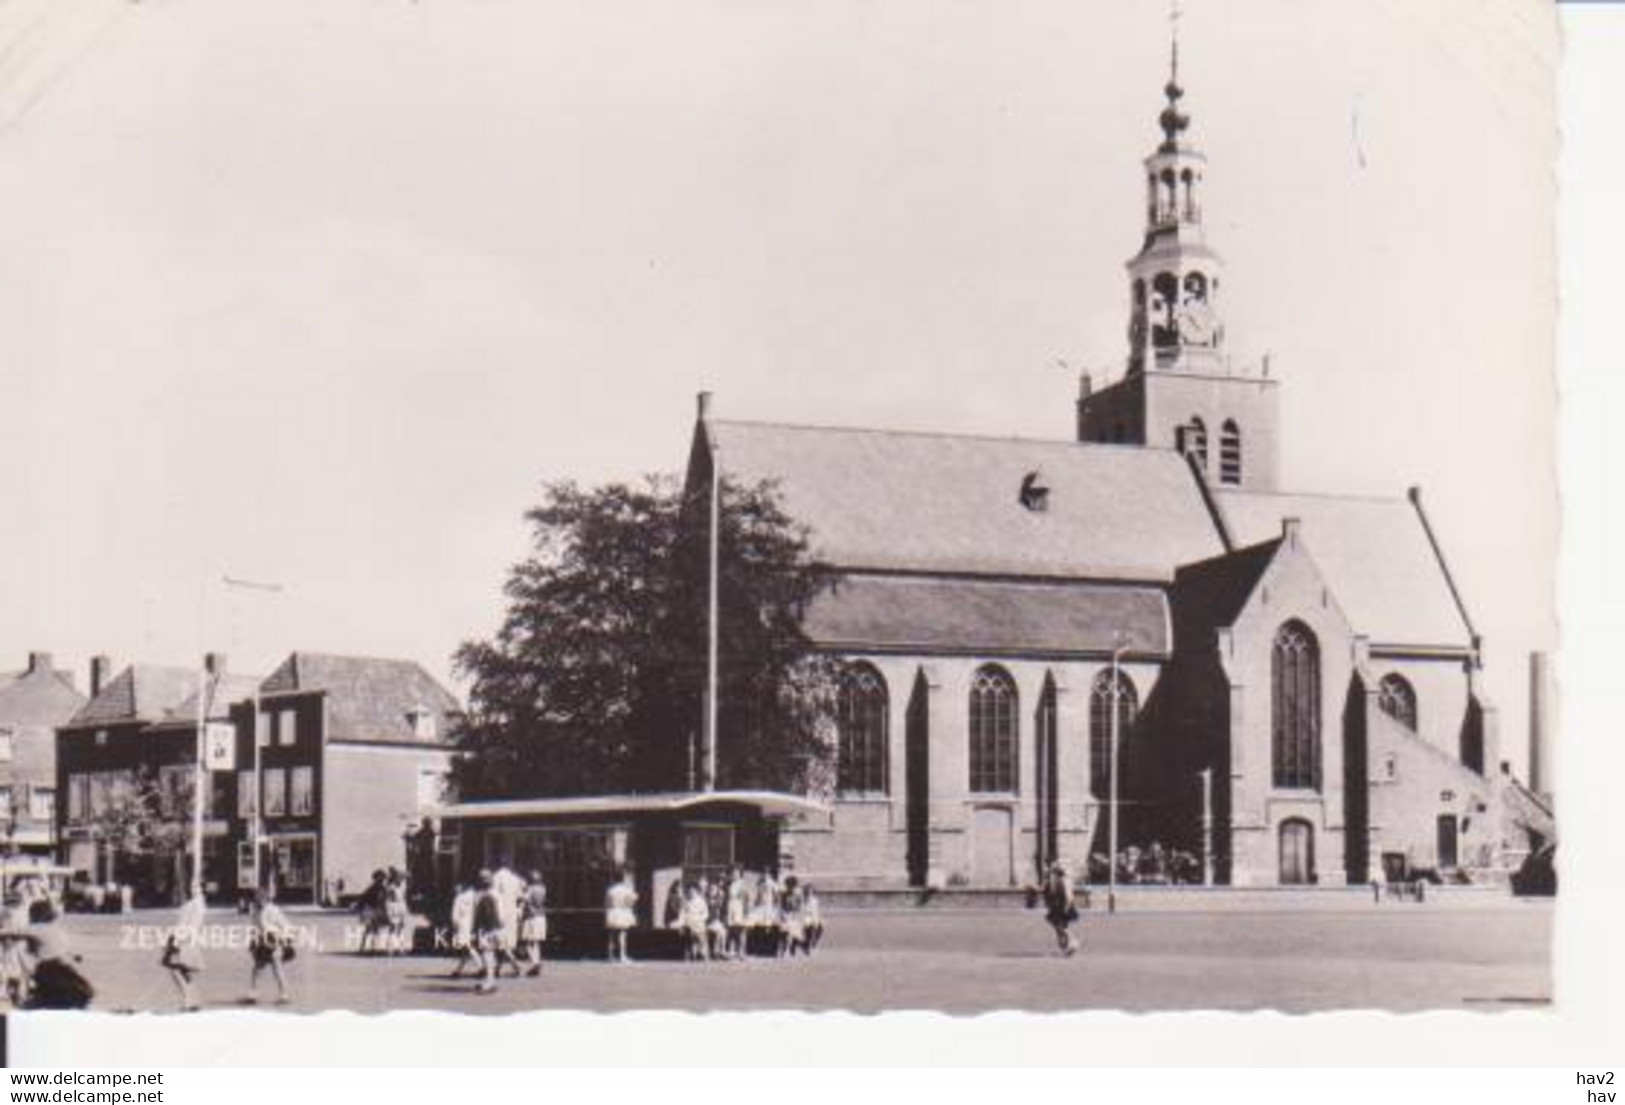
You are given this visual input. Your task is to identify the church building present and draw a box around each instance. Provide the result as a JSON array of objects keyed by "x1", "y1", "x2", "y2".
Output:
[{"x1": 683, "y1": 57, "x2": 1522, "y2": 889}]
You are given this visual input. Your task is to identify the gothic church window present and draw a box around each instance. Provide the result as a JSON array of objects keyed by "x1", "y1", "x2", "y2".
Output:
[
  {"x1": 969, "y1": 665, "x2": 1019, "y2": 794},
  {"x1": 1089, "y1": 669, "x2": 1139, "y2": 801},
  {"x1": 836, "y1": 663, "x2": 889, "y2": 796},
  {"x1": 1219, "y1": 420, "x2": 1242, "y2": 485},
  {"x1": 1377, "y1": 674, "x2": 1418, "y2": 732},
  {"x1": 1271, "y1": 620, "x2": 1321, "y2": 790}
]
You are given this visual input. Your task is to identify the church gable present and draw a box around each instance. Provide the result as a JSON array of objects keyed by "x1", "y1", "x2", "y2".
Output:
[{"x1": 1216, "y1": 489, "x2": 1475, "y2": 652}]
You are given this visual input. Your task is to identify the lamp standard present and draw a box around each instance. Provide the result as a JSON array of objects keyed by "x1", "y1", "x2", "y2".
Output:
[{"x1": 223, "y1": 575, "x2": 285, "y2": 895}]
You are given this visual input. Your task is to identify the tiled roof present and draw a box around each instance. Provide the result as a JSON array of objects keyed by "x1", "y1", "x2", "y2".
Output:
[
  {"x1": 0, "y1": 666, "x2": 86, "y2": 729},
  {"x1": 68, "y1": 665, "x2": 199, "y2": 727},
  {"x1": 1217, "y1": 490, "x2": 1474, "y2": 650},
  {"x1": 1170, "y1": 539, "x2": 1283, "y2": 647},
  {"x1": 804, "y1": 574, "x2": 1169, "y2": 656},
  {"x1": 161, "y1": 673, "x2": 266, "y2": 726},
  {"x1": 260, "y1": 652, "x2": 461, "y2": 745},
  {"x1": 702, "y1": 421, "x2": 1226, "y2": 582}
]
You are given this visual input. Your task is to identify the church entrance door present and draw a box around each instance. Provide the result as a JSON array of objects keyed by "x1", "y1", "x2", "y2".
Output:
[
  {"x1": 971, "y1": 806, "x2": 1015, "y2": 887},
  {"x1": 1278, "y1": 818, "x2": 1315, "y2": 885}
]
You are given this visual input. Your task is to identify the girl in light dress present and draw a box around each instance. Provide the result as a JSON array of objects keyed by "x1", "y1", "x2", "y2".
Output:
[
  {"x1": 680, "y1": 881, "x2": 711, "y2": 962},
  {"x1": 448, "y1": 879, "x2": 480, "y2": 979},
  {"x1": 724, "y1": 867, "x2": 751, "y2": 960},
  {"x1": 162, "y1": 889, "x2": 207, "y2": 1012},
  {"x1": 604, "y1": 869, "x2": 638, "y2": 964},
  {"x1": 517, "y1": 871, "x2": 548, "y2": 977},
  {"x1": 246, "y1": 889, "x2": 293, "y2": 1005}
]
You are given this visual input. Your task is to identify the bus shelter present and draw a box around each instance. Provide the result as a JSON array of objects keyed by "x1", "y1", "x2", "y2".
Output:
[{"x1": 431, "y1": 790, "x2": 829, "y2": 948}]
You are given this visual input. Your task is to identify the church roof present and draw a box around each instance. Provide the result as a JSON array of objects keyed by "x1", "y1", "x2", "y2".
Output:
[
  {"x1": 1216, "y1": 489, "x2": 1475, "y2": 651},
  {"x1": 704, "y1": 420, "x2": 1225, "y2": 582},
  {"x1": 803, "y1": 574, "x2": 1170, "y2": 657},
  {"x1": 1170, "y1": 538, "x2": 1283, "y2": 645}
]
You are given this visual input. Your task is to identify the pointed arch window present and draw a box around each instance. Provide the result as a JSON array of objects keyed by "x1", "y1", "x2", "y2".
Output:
[
  {"x1": 1377, "y1": 674, "x2": 1418, "y2": 733},
  {"x1": 969, "y1": 665, "x2": 1019, "y2": 794},
  {"x1": 1185, "y1": 416, "x2": 1208, "y2": 469},
  {"x1": 836, "y1": 663, "x2": 889, "y2": 796},
  {"x1": 1089, "y1": 669, "x2": 1139, "y2": 800},
  {"x1": 1271, "y1": 621, "x2": 1321, "y2": 790},
  {"x1": 1219, "y1": 420, "x2": 1242, "y2": 485}
]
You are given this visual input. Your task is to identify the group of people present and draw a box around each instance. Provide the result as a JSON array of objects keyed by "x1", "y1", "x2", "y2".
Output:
[
  {"x1": 661, "y1": 867, "x2": 825, "y2": 963},
  {"x1": 354, "y1": 867, "x2": 413, "y2": 956},
  {"x1": 447, "y1": 867, "x2": 548, "y2": 994},
  {"x1": 161, "y1": 887, "x2": 297, "y2": 1010}
]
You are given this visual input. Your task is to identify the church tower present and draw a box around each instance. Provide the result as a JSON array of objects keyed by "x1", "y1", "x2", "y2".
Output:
[{"x1": 1076, "y1": 31, "x2": 1280, "y2": 491}]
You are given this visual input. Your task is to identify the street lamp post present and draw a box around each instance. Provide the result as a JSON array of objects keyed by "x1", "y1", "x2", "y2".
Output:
[
  {"x1": 223, "y1": 575, "x2": 284, "y2": 895},
  {"x1": 1107, "y1": 640, "x2": 1128, "y2": 915}
]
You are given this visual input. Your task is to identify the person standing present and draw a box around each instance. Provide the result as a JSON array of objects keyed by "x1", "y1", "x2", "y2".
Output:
[
  {"x1": 383, "y1": 870, "x2": 410, "y2": 957},
  {"x1": 1042, "y1": 862, "x2": 1080, "y2": 957},
  {"x1": 604, "y1": 868, "x2": 638, "y2": 964},
  {"x1": 724, "y1": 866, "x2": 750, "y2": 960},
  {"x1": 246, "y1": 890, "x2": 293, "y2": 1005},
  {"x1": 517, "y1": 871, "x2": 548, "y2": 978},
  {"x1": 802, "y1": 884, "x2": 825, "y2": 955}
]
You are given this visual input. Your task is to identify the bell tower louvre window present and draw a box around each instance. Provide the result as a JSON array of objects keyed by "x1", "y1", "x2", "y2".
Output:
[{"x1": 1219, "y1": 420, "x2": 1242, "y2": 485}]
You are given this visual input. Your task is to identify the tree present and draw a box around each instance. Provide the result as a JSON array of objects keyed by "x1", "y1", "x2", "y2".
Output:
[
  {"x1": 450, "y1": 475, "x2": 838, "y2": 800},
  {"x1": 83, "y1": 766, "x2": 194, "y2": 902}
]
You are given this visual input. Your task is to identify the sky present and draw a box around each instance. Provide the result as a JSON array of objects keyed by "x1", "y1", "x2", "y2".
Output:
[{"x1": 0, "y1": 0, "x2": 1556, "y2": 773}]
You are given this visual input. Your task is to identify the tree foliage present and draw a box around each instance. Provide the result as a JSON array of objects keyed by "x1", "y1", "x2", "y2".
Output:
[{"x1": 450, "y1": 475, "x2": 838, "y2": 800}]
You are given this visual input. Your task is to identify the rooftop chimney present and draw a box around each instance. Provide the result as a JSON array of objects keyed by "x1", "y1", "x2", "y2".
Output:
[
  {"x1": 696, "y1": 391, "x2": 713, "y2": 421},
  {"x1": 90, "y1": 655, "x2": 112, "y2": 698},
  {"x1": 1281, "y1": 517, "x2": 1301, "y2": 546},
  {"x1": 205, "y1": 652, "x2": 228, "y2": 677},
  {"x1": 27, "y1": 651, "x2": 53, "y2": 675}
]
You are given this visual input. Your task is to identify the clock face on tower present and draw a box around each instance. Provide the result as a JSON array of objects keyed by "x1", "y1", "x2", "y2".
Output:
[{"x1": 1175, "y1": 300, "x2": 1218, "y2": 347}]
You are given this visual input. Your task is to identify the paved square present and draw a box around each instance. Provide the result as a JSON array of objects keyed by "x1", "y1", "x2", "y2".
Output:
[{"x1": 34, "y1": 898, "x2": 1552, "y2": 1015}]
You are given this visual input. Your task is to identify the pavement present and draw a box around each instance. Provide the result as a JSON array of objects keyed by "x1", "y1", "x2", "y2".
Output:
[{"x1": 32, "y1": 897, "x2": 1552, "y2": 1015}]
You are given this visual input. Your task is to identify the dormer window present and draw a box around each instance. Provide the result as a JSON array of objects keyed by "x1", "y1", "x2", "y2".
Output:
[
  {"x1": 1018, "y1": 471, "x2": 1050, "y2": 513},
  {"x1": 409, "y1": 708, "x2": 437, "y2": 741}
]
